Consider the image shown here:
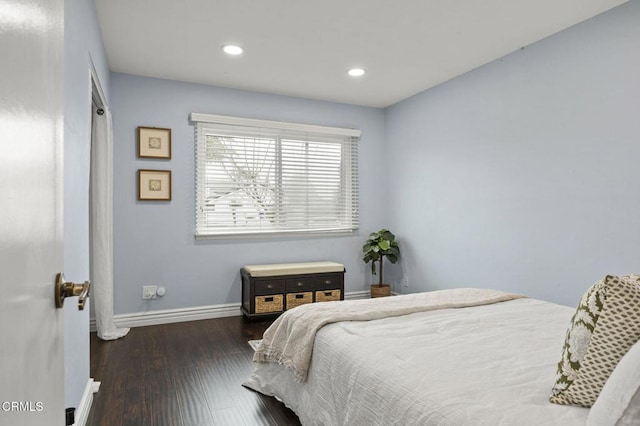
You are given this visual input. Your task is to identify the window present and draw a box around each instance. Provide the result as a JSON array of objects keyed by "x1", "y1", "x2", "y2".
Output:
[{"x1": 191, "y1": 113, "x2": 360, "y2": 238}]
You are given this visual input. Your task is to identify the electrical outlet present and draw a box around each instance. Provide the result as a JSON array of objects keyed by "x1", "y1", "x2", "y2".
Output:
[
  {"x1": 142, "y1": 286, "x2": 157, "y2": 300},
  {"x1": 401, "y1": 277, "x2": 409, "y2": 288}
]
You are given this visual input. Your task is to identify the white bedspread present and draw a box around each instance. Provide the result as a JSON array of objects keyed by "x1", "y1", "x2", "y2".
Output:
[
  {"x1": 254, "y1": 288, "x2": 524, "y2": 382},
  {"x1": 245, "y1": 297, "x2": 590, "y2": 425}
]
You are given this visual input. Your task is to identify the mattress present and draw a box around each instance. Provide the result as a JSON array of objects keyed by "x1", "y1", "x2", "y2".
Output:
[{"x1": 245, "y1": 297, "x2": 590, "y2": 425}]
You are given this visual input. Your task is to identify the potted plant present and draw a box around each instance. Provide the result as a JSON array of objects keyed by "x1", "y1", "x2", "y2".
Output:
[{"x1": 362, "y1": 229, "x2": 400, "y2": 297}]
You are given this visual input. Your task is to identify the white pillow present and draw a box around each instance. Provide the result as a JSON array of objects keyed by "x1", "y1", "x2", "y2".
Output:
[{"x1": 587, "y1": 340, "x2": 640, "y2": 425}]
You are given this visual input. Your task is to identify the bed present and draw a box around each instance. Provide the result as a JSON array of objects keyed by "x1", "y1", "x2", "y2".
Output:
[{"x1": 244, "y1": 287, "x2": 639, "y2": 425}]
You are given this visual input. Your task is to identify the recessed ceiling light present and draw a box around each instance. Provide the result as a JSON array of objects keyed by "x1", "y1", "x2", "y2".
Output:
[
  {"x1": 222, "y1": 45, "x2": 243, "y2": 55},
  {"x1": 348, "y1": 68, "x2": 366, "y2": 77}
]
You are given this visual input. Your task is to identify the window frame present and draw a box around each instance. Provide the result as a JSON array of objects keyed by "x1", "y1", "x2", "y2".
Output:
[{"x1": 191, "y1": 113, "x2": 360, "y2": 239}]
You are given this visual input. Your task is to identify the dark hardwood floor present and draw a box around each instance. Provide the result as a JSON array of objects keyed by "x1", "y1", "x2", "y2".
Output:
[{"x1": 86, "y1": 316, "x2": 301, "y2": 426}]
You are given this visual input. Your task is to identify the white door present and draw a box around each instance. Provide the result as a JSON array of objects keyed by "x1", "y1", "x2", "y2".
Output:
[{"x1": 0, "y1": 1, "x2": 66, "y2": 425}]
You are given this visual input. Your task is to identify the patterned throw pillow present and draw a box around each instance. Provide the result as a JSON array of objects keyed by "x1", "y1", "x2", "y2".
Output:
[{"x1": 550, "y1": 274, "x2": 640, "y2": 407}]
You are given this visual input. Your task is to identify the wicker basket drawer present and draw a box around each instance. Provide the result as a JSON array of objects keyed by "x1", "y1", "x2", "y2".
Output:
[
  {"x1": 315, "y1": 289, "x2": 341, "y2": 302},
  {"x1": 255, "y1": 294, "x2": 284, "y2": 313},
  {"x1": 286, "y1": 292, "x2": 313, "y2": 310}
]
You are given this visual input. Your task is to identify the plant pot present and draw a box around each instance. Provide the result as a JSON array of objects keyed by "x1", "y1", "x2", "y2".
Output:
[{"x1": 370, "y1": 284, "x2": 391, "y2": 298}]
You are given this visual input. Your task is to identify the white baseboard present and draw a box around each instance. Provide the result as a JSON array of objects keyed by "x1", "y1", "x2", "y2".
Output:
[
  {"x1": 344, "y1": 290, "x2": 370, "y2": 300},
  {"x1": 90, "y1": 290, "x2": 370, "y2": 332},
  {"x1": 90, "y1": 303, "x2": 240, "y2": 331},
  {"x1": 73, "y1": 378, "x2": 99, "y2": 426}
]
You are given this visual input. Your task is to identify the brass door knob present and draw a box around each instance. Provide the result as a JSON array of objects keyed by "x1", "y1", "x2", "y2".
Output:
[{"x1": 55, "y1": 273, "x2": 91, "y2": 310}]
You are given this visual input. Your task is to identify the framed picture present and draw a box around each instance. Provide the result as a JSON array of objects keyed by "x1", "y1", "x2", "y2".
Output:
[
  {"x1": 138, "y1": 169, "x2": 172, "y2": 201},
  {"x1": 138, "y1": 126, "x2": 171, "y2": 159}
]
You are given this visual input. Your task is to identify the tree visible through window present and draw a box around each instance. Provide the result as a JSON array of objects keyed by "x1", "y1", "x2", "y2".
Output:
[
  {"x1": 204, "y1": 135, "x2": 277, "y2": 228},
  {"x1": 193, "y1": 114, "x2": 359, "y2": 237}
]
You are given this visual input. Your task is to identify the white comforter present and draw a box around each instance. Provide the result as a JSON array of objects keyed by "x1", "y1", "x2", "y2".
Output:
[
  {"x1": 254, "y1": 288, "x2": 524, "y2": 382},
  {"x1": 245, "y1": 297, "x2": 590, "y2": 425}
]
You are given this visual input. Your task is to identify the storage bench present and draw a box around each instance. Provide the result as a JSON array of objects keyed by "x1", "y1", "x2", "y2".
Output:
[{"x1": 241, "y1": 262, "x2": 345, "y2": 318}]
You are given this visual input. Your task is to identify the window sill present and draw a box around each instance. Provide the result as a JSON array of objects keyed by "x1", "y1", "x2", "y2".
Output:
[{"x1": 194, "y1": 228, "x2": 356, "y2": 241}]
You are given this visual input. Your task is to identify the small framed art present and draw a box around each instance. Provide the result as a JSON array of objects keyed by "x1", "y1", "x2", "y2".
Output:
[
  {"x1": 138, "y1": 169, "x2": 172, "y2": 201},
  {"x1": 138, "y1": 126, "x2": 171, "y2": 159}
]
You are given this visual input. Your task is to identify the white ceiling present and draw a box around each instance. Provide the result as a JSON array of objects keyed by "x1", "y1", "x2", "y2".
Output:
[{"x1": 94, "y1": 0, "x2": 627, "y2": 108}]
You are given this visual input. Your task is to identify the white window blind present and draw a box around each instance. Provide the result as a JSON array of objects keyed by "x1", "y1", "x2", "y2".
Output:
[{"x1": 191, "y1": 113, "x2": 360, "y2": 238}]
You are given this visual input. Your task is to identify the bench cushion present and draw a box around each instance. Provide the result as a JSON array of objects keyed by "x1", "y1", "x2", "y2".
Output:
[{"x1": 244, "y1": 262, "x2": 344, "y2": 277}]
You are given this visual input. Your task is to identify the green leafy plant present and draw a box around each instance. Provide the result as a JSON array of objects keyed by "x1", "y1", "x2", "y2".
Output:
[{"x1": 362, "y1": 229, "x2": 400, "y2": 287}]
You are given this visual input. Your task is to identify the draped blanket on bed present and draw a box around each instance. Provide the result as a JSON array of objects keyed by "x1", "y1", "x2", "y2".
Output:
[{"x1": 253, "y1": 287, "x2": 525, "y2": 382}]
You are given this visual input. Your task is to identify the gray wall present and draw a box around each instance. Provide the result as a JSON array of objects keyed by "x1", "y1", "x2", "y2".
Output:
[
  {"x1": 385, "y1": 0, "x2": 640, "y2": 306},
  {"x1": 64, "y1": 0, "x2": 110, "y2": 409},
  {"x1": 110, "y1": 74, "x2": 386, "y2": 315}
]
